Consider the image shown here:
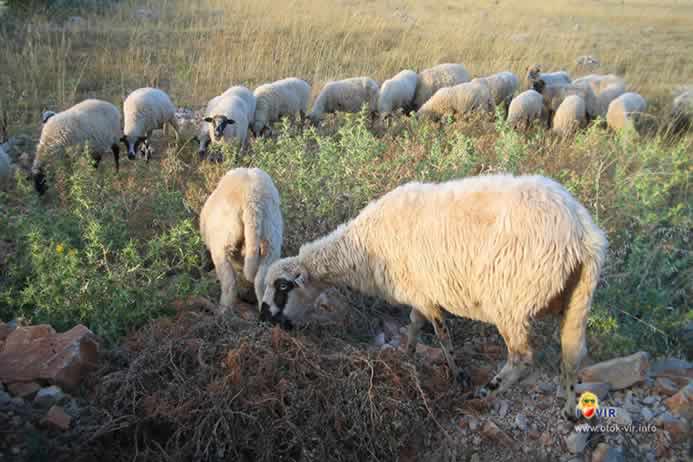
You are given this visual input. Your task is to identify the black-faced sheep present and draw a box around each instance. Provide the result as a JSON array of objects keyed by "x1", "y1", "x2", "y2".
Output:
[
  {"x1": 259, "y1": 174, "x2": 607, "y2": 420},
  {"x1": 32, "y1": 99, "x2": 122, "y2": 195},
  {"x1": 122, "y1": 87, "x2": 179, "y2": 162},
  {"x1": 526, "y1": 64, "x2": 571, "y2": 88},
  {"x1": 606, "y1": 92, "x2": 648, "y2": 131},
  {"x1": 200, "y1": 167, "x2": 283, "y2": 312},
  {"x1": 203, "y1": 86, "x2": 255, "y2": 158}
]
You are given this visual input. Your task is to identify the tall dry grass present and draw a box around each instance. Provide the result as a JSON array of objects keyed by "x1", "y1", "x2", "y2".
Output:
[{"x1": 1, "y1": 0, "x2": 692, "y2": 128}]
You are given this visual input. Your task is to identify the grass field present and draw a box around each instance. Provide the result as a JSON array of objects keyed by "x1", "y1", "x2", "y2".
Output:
[{"x1": 1, "y1": 0, "x2": 691, "y2": 356}]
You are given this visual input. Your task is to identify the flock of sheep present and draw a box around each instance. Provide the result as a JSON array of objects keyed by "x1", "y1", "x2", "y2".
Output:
[{"x1": 1, "y1": 61, "x2": 691, "y2": 421}]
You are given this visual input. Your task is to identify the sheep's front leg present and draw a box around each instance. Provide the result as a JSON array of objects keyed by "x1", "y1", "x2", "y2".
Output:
[
  {"x1": 111, "y1": 144, "x2": 120, "y2": 172},
  {"x1": 480, "y1": 323, "x2": 533, "y2": 397},
  {"x1": 432, "y1": 317, "x2": 470, "y2": 388},
  {"x1": 211, "y1": 250, "x2": 238, "y2": 314},
  {"x1": 406, "y1": 308, "x2": 427, "y2": 356}
]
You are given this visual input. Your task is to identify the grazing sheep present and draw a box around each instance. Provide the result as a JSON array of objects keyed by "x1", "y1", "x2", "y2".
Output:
[
  {"x1": 413, "y1": 63, "x2": 470, "y2": 110},
  {"x1": 32, "y1": 99, "x2": 121, "y2": 195},
  {"x1": 552, "y1": 95, "x2": 587, "y2": 136},
  {"x1": 671, "y1": 90, "x2": 693, "y2": 132},
  {"x1": 122, "y1": 87, "x2": 179, "y2": 162},
  {"x1": 474, "y1": 71, "x2": 519, "y2": 111},
  {"x1": 308, "y1": 77, "x2": 380, "y2": 125},
  {"x1": 526, "y1": 64, "x2": 571, "y2": 88},
  {"x1": 203, "y1": 86, "x2": 256, "y2": 158},
  {"x1": 533, "y1": 80, "x2": 598, "y2": 126},
  {"x1": 260, "y1": 174, "x2": 607, "y2": 421},
  {"x1": 573, "y1": 74, "x2": 626, "y2": 118},
  {"x1": 252, "y1": 78, "x2": 311, "y2": 136},
  {"x1": 416, "y1": 79, "x2": 493, "y2": 120},
  {"x1": 606, "y1": 92, "x2": 647, "y2": 131},
  {"x1": 377, "y1": 69, "x2": 419, "y2": 117},
  {"x1": 507, "y1": 90, "x2": 546, "y2": 130},
  {"x1": 200, "y1": 167, "x2": 283, "y2": 312}
]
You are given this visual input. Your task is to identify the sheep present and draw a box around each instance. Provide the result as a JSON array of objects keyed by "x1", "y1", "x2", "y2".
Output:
[
  {"x1": 377, "y1": 69, "x2": 419, "y2": 118},
  {"x1": 202, "y1": 86, "x2": 256, "y2": 159},
  {"x1": 252, "y1": 78, "x2": 310, "y2": 136},
  {"x1": 507, "y1": 90, "x2": 546, "y2": 130},
  {"x1": 526, "y1": 64, "x2": 571, "y2": 88},
  {"x1": 200, "y1": 167, "x2": 283, "y2": 312},
  {"x1": 606, "y1": 92, "x2": 647, "y2": 131},
  {"x1": 413, "y1": 63, "x2": 470, "y2": 110},
  {"x1": 416, "y1": 79, "x2": 493, "y2": 120},
  {"x1": 41, "y1": 111, "x2": 56, "y2": 124},
  {"x1": 573, "y1": 74, "x2": 626, "y2": 118},
  {"x1": 474, "y1": 71, "x2": 519, "y2": 111},
  {"x1": 32, "y1": 99, "x2": 121, "y2": 195},
  {"x1": 308, "y1": 77, "x2": 380, "y2": 125},
  {"x1": 259, "y1": 173, "x2": 607, "y2": 421},
  {"x1": 671, "y1": 90, "x2": 692, "y2": 132},
  {"x1": 552, "y1": 95, "x2": 587, "y2": 136},
  {"x1": 122, "y1": 87, "x2": 179, "y2": 162},
  {"x1": 532, "y1": 80, "x2": 598, "y2": 127}
]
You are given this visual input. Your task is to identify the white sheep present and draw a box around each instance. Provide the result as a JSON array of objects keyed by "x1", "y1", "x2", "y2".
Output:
[
  {"x1": 552, "y1": 95, "x2": 587, "y2": 136},
  {"x1": 606, "y1": 92, "x2": 647, "y2": 131},
  {"x1": 573, "y1": 74, "x2": 626, "y2": 118},
  {"x1": 32, "y1": 99, "x2": 122, "y2": 195},
  {"x1": 526, "y1": 64, "x2": 571, "y2": 88},
  {"x1": 41, "y1": 111, "x2": 56, "y2": 124},
  {"x1": 200, "y1": 167, "x2": 283, "y2": 312},
  {"x1": 203, "y1": 86, "x2": 256, "y2": 159},
  {"x1": 413, "y1": 63, "x2": 470, "y2": 110},
  {"x1": 416, "y1": 79, "x2": 493, "y2": 120},
  {"x1": 252, "y1": 78, "x2": 310, "y2": 136},
  {"x1": 122, "y1": 87, "x2": 179, "y2": 162},
  {"x1": 377, "y1": 69, "x2": 419, "y2": 117},
  {"x1": 532, "y1": 80, "x2": 598, "y2": 126},
  {"x1": 308, "y1": 77, "x2": 380, "y2": 125},
  {"x1": 474, "y1": 71, "x2": 519, "y2": 110},
  {"x1": 671, "y1": 90, "x2": 692, "y2": 132},
  {"x1": 507, "y1": 90, "x2": 546, "y2": 130},
  {"x1": 260, "y1": 174, "x2": 607, "y2": 421}
]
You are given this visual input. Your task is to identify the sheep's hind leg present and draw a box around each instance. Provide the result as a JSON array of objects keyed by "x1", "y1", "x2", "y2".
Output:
[
  {"x1": 111, "y1": 144, "x2": 120, "y2": 172},
  {"x1": 480, "y1": 321, "x2": 533, "y2": 397},
  {"x1": 211, "y1": 250, "x2": 238, "y2": 315},
  {"x1": 432, "y1": 316, "x2": 470, "y2": 388},
  {"x1": 406, "y1": 308, "x2": 427, "y2": 356}
]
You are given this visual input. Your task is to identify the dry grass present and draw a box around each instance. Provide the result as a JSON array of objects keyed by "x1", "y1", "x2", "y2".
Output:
[{"x1": 1, "y1": 0, "x2": 692, "y2": 126}]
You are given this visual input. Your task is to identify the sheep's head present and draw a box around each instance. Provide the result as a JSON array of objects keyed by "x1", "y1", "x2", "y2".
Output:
[
  {"x1": 121, "y1": 135, "x2": 147, "y2": 160},
  {"x1": 260, "y1": 257, "x2": 324, "y2": 330},
  {"x1": 205, "y1": 115, "x2": 235, "y2": 142},
  {"x1": 41, "y1": 111, "x2": 56, "y2": 125},
  {"x1": 532, "y1": 79, "x2": 546, "y2": 94}
]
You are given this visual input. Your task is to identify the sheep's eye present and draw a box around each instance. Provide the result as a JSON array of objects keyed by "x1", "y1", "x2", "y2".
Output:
[
  {"x1": 278, "y1": 282, "x2": 289, "y2": 291},
  {"x1": 276, "y1": 279, "x2": 293, "y2": 292}
]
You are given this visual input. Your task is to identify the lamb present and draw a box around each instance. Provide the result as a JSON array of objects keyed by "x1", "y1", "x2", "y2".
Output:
[
  {"x1": 526, "y1": 64, "x2": 571, "y2": 88},
  {"x1": 416, "y1": 79, "x2": 493, "y2": 120},
  {"x1": 606, "y1": 92, "x2": 648, "y2": 131},
  {"x1": 532, "y1": 80, "x2": 598, "y2": 126},
  {"x1": 377, "y1": 69, "x2": 419, "y2": 117},
  {"x1": 308, "y1": 77, "x2": 380, "y2": 125},
  {"x1": 259, "y1": 174, "x2": 607, "y2": 421},
  {"x1": 203, "y1": 86, "x2": 256, "y2": 158},
  {"x1": 413, "y1": 63, "x2": 470, "y2": 110},
  {"x1": 552, "y1": 95, "x2": 587, "y2": 136},
  {"x1": 122, "y1": 87, "x2": 179, "y2": 162},
  {"x1": 507, "y1": 90, "x2": 546, "y2": 130},
  {"x1": 474, "y1": 71, "x2": 519, "y2": 111},
  {"x1": 200, "y1": 167, "x2": 283, "y2": 312},
  {"x1": 32, "y1": 99, "x2": 121, "y2": 195},
  {"x1": 252, "y1": 78, "x2": 310, "y2": 136}
]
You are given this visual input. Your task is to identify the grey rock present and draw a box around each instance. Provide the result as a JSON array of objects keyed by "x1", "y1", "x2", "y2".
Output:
[
  {"x1": 575, "y1": 382, "x2": 609, "y2": 400},
  {"x1": 565, "y1": 431, "x2": 589, "y2": 454},
  {"x1": 514, "y1": 413, "x2": 528, "y2": 431},
  {"x1": 640, "y1": 407, "x2": 654, "y2": 420},
  {"x1": 0, "y1": 390, "x2": 11, "y2": 404},
  {"x1": 649, "y1": 357, "x2": 692, "y2": 376},
  {"x1": 592, "y1": 443, "x2": 625, "y2": 462},
  {"x1": 624, "y1": 391, "x2": 640, "y2": 413},
  {"x1": 470, "y1": 454, "x2": 480, "y2": 462},
  {"x1": 498, "y1": 399, "x2": 509, "y2": 418},
  {"x1": 468, "y1": 417, "x2": 480, "y2": 431},
  {"x1": 610, "y1": 407, "x2": 632, "y2": 426},
  {"x1": 539, "y1": 382, "x2": 556, "y2": 394},
  {"x1": 642, "y1": 395, "x2": 658, "y2": 405},
  {"x1": 578, "y1": 352, "x2": 649, "y2": 390},
  {"x1": 34, "y1": 386, "x2": 65, "y2": 408}
]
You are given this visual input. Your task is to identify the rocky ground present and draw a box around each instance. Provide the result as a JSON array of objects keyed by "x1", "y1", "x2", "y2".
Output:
[{"x1": 0, "y1": 301, "x2": 691, "y2": 461}]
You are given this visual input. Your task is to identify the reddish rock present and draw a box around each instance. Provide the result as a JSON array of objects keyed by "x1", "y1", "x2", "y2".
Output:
[
  {"x1": 41, "y1": 405, "x2": 71, "y2": 431},
  {"x1": 539, "y1": 432, "x2": 553, "y2": 447},
  {"x1": 481, "y1": 420, "x2": 513, "y2": 447},
  {"x1": 578, "y1": 351, "x2": 649, "y2": 390},
  {"x1": 656, "y1": 413, "x2": 690, "y2": 444},
  {"x1": 7, "y1": 381, "x2": 40, "y2": 398},
  {"x1": 654, "y1": 377, "x2": 680, "y2": 396},
  {"x1": 528, "y1": 430, "x2": 542, "y2": 440},
  {"x1": 470, "y1": 367, "x2": 493, "y2": 386},
  {"x1": 3, "y1": 325, "x2": 56, "y2": 353},
  {"x1": 663, "y1": 383, "x2": 692, "y2": 420},
  {"x1": 0, "y1": 324, "x2": 99, "y2": 390}
]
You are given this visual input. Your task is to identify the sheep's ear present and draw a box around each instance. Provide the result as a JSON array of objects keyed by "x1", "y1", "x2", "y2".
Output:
[
  {"x1": 227, "y1": 118, "x2": 236, "y2": 125},
  {"x1": 294, "y1": 273, "x2": 305, "y2": 288},
  {"x1": 203, "y1": 117, "x2": 213, "y2": 123},
  {"x1": 259, "y1": 239, "x2": 269, "y2": 257}
]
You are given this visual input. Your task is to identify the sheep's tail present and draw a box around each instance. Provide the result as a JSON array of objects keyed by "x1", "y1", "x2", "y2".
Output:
[{"x1": 242, "y1": 202, "x2": 264, "y2": 282}]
